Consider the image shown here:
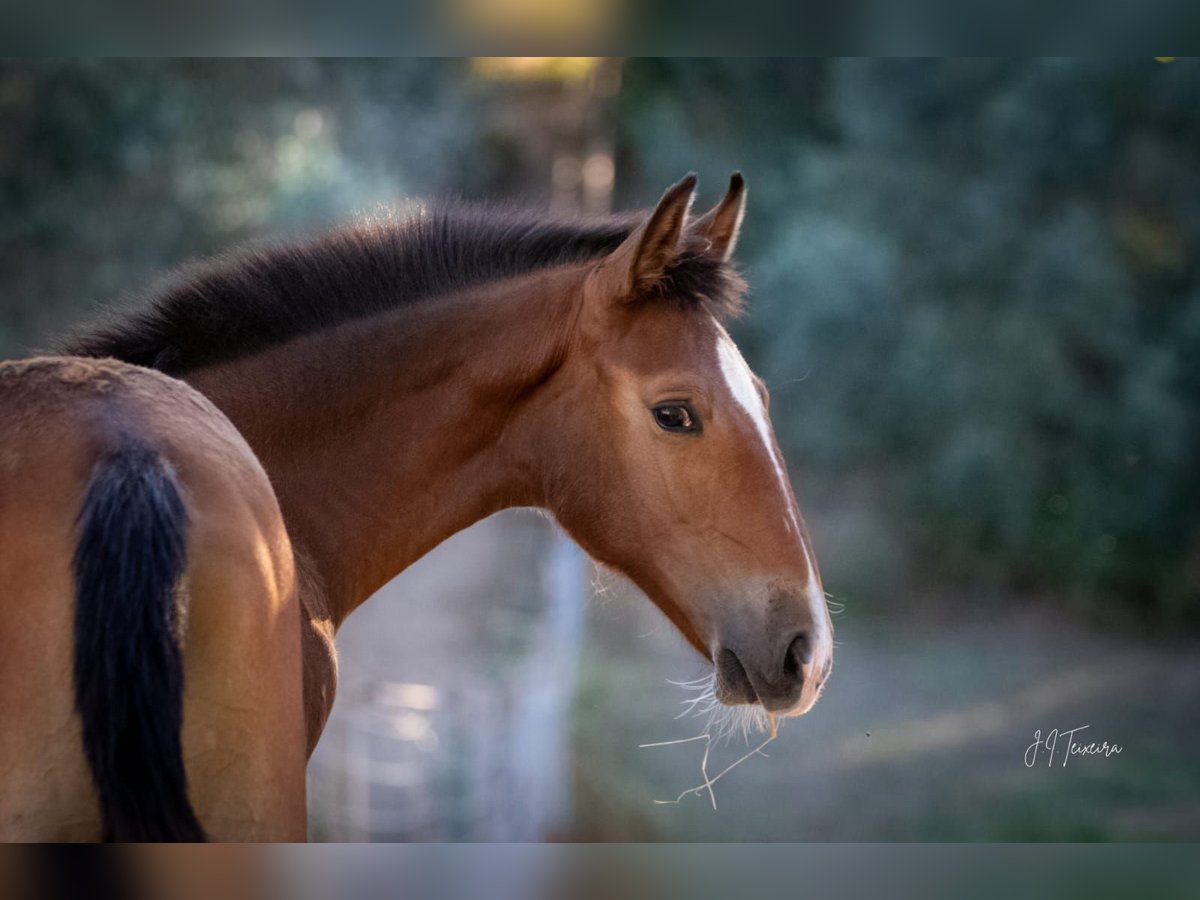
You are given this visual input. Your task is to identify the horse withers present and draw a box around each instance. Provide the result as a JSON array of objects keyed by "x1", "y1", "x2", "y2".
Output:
[{"x1": 3, "y1": 172, "x2": 832, "y2": 840}]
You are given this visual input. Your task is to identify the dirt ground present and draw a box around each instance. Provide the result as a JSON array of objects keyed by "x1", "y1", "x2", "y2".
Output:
[
  {"x1": 308, "y1": 513, "x2": 1200, "y2": 842},
  {"x1": 569, "y1": 575, "x2": 1200, "y2": 841}
]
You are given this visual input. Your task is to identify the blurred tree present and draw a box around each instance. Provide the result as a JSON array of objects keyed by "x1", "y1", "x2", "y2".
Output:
[
  {"x1": 618, "y1": 57, "x2": 1200, "y2": 622},
  {"x1": 0, "y1": 59, "x2": 490, "y2": 354}
]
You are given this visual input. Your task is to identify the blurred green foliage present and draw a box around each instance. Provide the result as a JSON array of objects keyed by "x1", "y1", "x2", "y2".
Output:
[
  {"x1": 621, "y1": 59, "x2": 1200, "y2": 622},
  {"x1": 1, "y1": 58, "x2": 1197, "y2": 622},
  {"x1": 0, "y1": 59, "x2": 499, "y2": 351}
]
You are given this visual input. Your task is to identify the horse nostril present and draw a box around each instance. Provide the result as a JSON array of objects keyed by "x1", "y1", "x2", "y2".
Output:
[{"x1": 784, "y1": 633, "x2": 812, "y2": 682}]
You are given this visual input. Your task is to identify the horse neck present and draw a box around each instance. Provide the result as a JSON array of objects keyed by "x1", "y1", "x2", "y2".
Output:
[{"x1": 186, "y1": 266, "x2": 584, "y2": 628}]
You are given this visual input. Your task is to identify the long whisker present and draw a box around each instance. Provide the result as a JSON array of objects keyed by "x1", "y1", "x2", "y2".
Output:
[
  {"x1": 667, "y1": 674, "x2": 715, "y2": 689},
  {"x1": 698, "y1": 735, "x2": 716, "y2": 809},
  {"x1": 639, "y1": 667, "x2": 782, "y2": 808},
  {"x1": 638, "y1": 733, "x2": 711, "y2": 749},
  {"x1": 675, "y1": 694, "x2": 710, "y2": 719},
  {"x1": 668, "y1": 671, "x2": 773, "y2": 744},
  {"x1": 649, "y1": 730, "x2": 779, "y2": 806}
]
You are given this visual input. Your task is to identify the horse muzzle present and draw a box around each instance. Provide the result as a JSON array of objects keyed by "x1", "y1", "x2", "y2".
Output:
[{"x1": 713, "y1": 616, "x2": 833, "y2": 716}]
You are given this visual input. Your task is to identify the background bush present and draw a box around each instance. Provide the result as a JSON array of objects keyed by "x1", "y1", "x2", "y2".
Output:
[{"x1": 621, "y1": 59, "x2": 1200, "y2": 621}]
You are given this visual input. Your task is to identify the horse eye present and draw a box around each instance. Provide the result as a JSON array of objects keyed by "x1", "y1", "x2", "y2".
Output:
[{"x1": 653, "y1": 404, "x2": 699, "y2": 433}]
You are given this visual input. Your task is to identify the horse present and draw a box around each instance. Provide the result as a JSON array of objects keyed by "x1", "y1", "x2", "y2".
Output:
[{"x1": 2, "y1": 172, "x2": 833, "y2": 840}]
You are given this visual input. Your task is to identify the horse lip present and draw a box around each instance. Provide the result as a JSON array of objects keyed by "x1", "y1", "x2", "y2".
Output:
[{"x1": 713, "y1": 646, "x2": 760, "y2": 705}]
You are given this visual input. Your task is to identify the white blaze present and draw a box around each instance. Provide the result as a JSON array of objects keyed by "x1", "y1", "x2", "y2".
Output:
[
  {"x1": 715, "y1": 330, "x2": 829, "y2": 647},
  {"x1": 715, "y1": 332, "x2": 797, "y2": 535}
]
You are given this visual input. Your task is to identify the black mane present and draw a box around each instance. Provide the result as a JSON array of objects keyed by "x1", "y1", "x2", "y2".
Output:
[{"x1": 65, "y1": 203, "x2": 744, "y2": 375}]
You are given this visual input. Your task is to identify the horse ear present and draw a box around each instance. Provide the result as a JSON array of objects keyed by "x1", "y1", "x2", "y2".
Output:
[
  {"x1": 690, "y1": 172, "x2": 746, "y2": 262},
  {"x1": 603, "y1": 174, "x2": 697, "y2": 297}
]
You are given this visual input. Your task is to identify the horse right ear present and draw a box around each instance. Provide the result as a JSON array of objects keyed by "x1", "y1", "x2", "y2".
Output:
[
  {"x1": 594, "y1": 174, "x2": 697, "y2": 301},
  {"x1": 690, "y1": 172, "x2": 746, "y2": 262}
]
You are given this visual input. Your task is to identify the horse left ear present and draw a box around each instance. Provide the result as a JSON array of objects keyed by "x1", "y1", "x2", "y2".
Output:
[
  {"x1": 599, "y1": 173, "x2": 697, "y2": 299},
  {"x1": 690, "y1": 172, "x2": 746, "y2": 262}
]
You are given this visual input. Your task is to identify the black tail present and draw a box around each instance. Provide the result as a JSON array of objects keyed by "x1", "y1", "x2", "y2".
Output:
[{"x1": 72, "y1": 441, "x2": 204, "y2": 841}]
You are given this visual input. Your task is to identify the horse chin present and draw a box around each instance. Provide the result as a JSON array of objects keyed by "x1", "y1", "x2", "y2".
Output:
[
  {"x1": 712, "y1": 667, "x2": 759, "y2": 707},
  {"x1": 713, "y1": 678, "x2": 824, "y2": 719}
]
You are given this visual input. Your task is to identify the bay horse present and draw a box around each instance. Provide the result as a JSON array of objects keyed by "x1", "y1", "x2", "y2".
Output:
[{"x1": 1, "y1": 173, "x2": 833, "y2": 840}]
